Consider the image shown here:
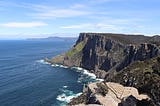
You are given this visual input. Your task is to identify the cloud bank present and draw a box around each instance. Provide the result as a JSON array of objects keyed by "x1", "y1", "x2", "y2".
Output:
[{"x1": 0, "y1": 22, "x2": 47, "y2": 28}]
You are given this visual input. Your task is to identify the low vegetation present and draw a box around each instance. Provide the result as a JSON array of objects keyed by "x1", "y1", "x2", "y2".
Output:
[
  {"x1": 66, "y1": 41, "x2": 85, "y2": 57},
  {"x1": 96, "y1": 82, "x2": 109, "y2": 96},
  {"x1": 110, "y1": 56, "x2": 160, "y2": 106},
  {"x1": 67, "y1": 93, "x2": 87, "y2": 106}
]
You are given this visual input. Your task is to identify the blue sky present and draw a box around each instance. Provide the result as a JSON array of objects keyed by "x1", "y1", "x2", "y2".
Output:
[{"x1": 0, "y1": 0, "x2": 160, "y2": 39}]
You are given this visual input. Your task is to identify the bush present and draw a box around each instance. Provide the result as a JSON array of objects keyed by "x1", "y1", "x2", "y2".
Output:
[{"x1": 96, "y1": 83, "x2": 108, "y2": 96}]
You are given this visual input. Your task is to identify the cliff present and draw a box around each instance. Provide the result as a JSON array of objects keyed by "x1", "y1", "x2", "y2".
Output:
[
  {"x1": 48, "y1": 33, "x2": 160, "y2": 106},
  {"x1": 50, "y1": 33, "x2": 159, "y2": 78}
]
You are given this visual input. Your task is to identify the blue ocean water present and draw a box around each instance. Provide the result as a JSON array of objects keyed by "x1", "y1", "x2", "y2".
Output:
[{"x1": 0, "y1": 40, "x2": 96, "y2": 106}]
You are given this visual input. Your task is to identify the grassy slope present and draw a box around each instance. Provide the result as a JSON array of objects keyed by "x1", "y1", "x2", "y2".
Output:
[{"x1": 66, "y1": 41, "x2": 85, "y2": 57}]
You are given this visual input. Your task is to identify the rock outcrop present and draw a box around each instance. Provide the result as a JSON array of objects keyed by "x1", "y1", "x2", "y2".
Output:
[{"x1": 68, "y1": 82, "x2": 150, "y2": 106}]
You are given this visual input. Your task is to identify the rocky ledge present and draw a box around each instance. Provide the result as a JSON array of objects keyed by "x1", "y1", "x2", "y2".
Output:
[{"x1": 68, "y1": 82, "x2": 150, "y2": 106}]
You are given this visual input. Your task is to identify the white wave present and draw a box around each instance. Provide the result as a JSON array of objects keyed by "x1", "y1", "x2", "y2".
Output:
[
  {"x1": 56, "y1": 89, "x2": 82, "y2": 103},
  {"x1": 63, "y1": 86, "x2": 68, "y2": 88},
  {"x1": 72, "y1": 67, "x2": 96, "y2": 79},
  {"x1": 51, "y1": 64, "x2": 68, "y2": 68},
  {"x1": 72, "y1": 67, "x2": 105, "y2": 83},
  {"x1": 83, "y1": 69, "x2": 96, "y2": 79},
  {"x1": 75, "y1": 67, "x2": 83, "y2": 70},
  {"x1": 96, "y1": 78, "x2": 104, "y2": 82},
  {"x1": 38, "y1": 59, "x2": 103, "y2": 82},
  {"x1": 50, "y1": 64, "x2": 104, "y2": 83},
  {"x1": 77, "y1": 75, "x2": 84, "y2": 83},
  {"x1": 51, "y1": 64, "x2": 55, "y2": 67},
  {"x1": 71, "y1": 67, "x2": 83, "y2": 71},
  {"x1": 36, "y1": 59, "x2": 50, "y2": 65},
  {"x1": 59, "y1": 65, "x2": 68, "y2": 68},
  {"x1": 51, "y1": 64, "x2": 59, "y2": 67}
]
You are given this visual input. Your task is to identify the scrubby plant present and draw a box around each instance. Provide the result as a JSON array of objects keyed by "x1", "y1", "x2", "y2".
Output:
[{"x1": 96, "y1": 83, "x2": 108, "y2": 96}]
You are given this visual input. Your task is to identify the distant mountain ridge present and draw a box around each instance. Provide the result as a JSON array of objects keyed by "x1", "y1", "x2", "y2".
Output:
[{"x1": 27, "y1": 36, "x2": 77, "y2": 41}]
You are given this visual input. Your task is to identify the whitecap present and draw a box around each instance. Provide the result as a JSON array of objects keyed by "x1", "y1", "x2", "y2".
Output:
[
  {"x1": 83, "y1": 69, "x2": 96, "y2": 79},
  {"x1": 56, "y1": 89, "x2": 82, "y2": 103},
  {"x1": 37, "y1": 59, "x2": 98, "y2": 82},
  {"x1": 72, "y1": 67, "x2": 105, "y2": 83},
  {"x1": 76, "y1": 67, "x2": 83, "y2": 70},
  {"x1": 51, "y1": 64, "x2": 55, "y2": 67},
  {"x1": 71, "y1": 67, "x2": 83, "y2": 71},
  {"x1": 96, "y1": 78, "x2": 104, "y2": 82},
  {"x1": 36, "y1": 59, "x2": 50, "y2": 65},
  {"x1": 72, "y1": 67, "x2": 96, "y2": 79},
  {"x1": 55, "y1": 64, "x2": 60, "y2": 67},
  {"x1": 51, "y1": 64, "x2": 68, "y2": 69},
  {"x1": 63, "y1": 86, "x2": 68, "y2": 88},
  {"x1": 50, "y1": 63, "x2": 104, "y2": 84},
  {"x1": 57, "y1": 93, "x2": 82, "y2": 103},
  {"x1": 59, "y1": 65, "x2": 68, "y2": 68},
  {"x1": 51, "y1": 64, "x2": 60, "y2": 67}
]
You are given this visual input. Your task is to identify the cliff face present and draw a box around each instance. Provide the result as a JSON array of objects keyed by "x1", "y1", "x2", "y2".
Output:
[
  {"x1": 50, "y1": 33, "x2": 159, "y2": 78},
  {"x1": 49, "y1": 33, "x2": 160, "y2": 106}
]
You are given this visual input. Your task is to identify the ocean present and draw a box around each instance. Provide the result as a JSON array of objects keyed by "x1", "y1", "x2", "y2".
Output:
[{"x1": 0, "y1": 40, "x2": 97, "y2": 106}]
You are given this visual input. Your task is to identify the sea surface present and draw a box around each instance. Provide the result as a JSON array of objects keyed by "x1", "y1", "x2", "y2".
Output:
[{"x1": 0, "y1": 40, "x2": 97, "y2": 106}]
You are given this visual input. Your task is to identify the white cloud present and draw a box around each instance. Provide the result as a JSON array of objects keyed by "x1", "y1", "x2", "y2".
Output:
[
  {"x1": 31, "y1": 9, "x2": 91, "y2": 19},
  {"x1": 19, "y1": 3, "x2": 92, "y2": 19},
  {"x1": 89, "y1": 0, "x2": 110, "y2": 2},
  {"x1": 61, "y1": 23, "x2": 124, "y2": 31},
  {"x1": 0, "y1": 22, "x2": 47, "y2": 28},
  {"x1": 61, "y1": 24, "x2": 91, "y2": 29},
  {"x1": 20, "y1": 3, "x2": 53, "y2": 11},
  {"x1": 70, "y1": 4, "x2": 87, "y2": 9},
  {"x1": 88, "y1": 0, "x2": 123, "y2": 2},
  {"x1": 0, "y1": 2, "x2": 91, "y2": 19}
]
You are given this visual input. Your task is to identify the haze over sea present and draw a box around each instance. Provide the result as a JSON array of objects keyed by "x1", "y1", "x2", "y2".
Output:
[{"x1": 0, "y1": 39, "x2": 97, "y2": 106}]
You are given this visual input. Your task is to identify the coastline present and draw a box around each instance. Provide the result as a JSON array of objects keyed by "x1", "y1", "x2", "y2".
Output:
[
  {"x1": 41, "y1": 59, "x2": 104, "y2": 104},
  {"x1": 43, "y1": 59, "x2": 104, "y2": 82}
]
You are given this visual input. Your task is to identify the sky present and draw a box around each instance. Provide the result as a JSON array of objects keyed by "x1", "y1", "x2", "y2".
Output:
[{"x1": 0, "y1": 0, "x2": 160, "y2": 39}]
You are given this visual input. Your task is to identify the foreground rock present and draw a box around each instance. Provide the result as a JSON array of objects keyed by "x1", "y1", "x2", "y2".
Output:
[{"x1": 68, "y1": 82, "x2": 150, "y2": 106}]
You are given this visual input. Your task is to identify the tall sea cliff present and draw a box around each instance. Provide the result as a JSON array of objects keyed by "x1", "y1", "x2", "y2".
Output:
[{"x1": 47, "y1": 33, "x2": 160, "y2": 106}]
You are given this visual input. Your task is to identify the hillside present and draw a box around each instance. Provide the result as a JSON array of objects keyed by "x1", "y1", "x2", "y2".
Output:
[{"x1": 109, "y1": 56, "x2": 160, "y2": 106}]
